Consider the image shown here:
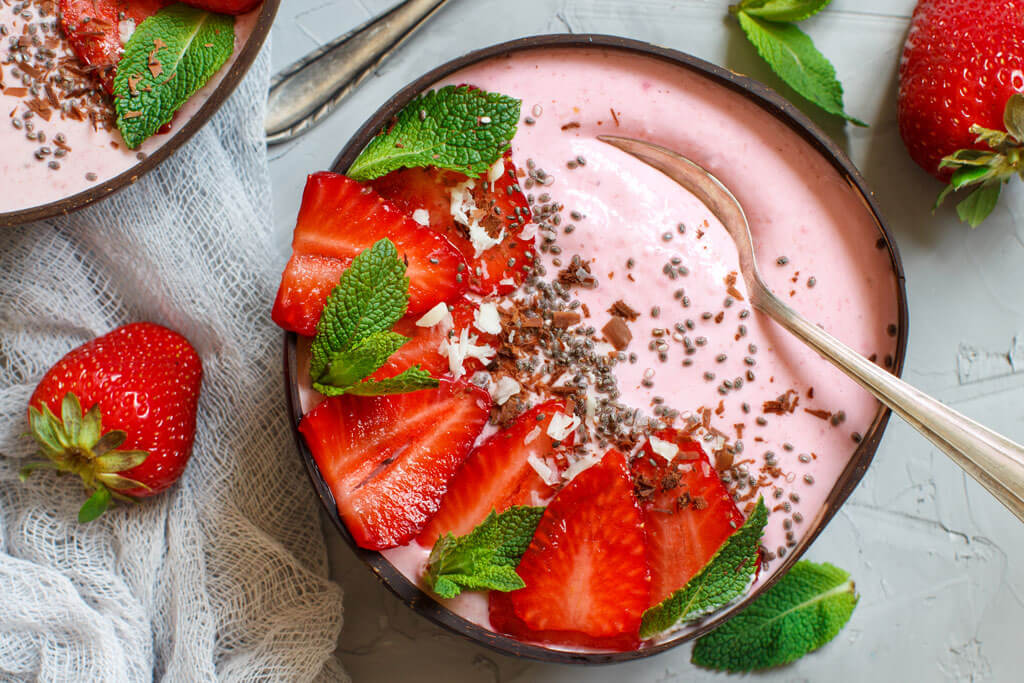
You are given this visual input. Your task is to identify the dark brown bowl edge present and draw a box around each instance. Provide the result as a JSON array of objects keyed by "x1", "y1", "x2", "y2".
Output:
[{"x1": 284, "y1": 33, "x2": 910, "y2": 665}]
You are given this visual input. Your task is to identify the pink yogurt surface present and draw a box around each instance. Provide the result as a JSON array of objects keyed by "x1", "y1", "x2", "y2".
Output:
[
  {"x1": 296, "y1": 46, "x2": 901, "y2": 650},
  {"x1": 0, "y1": 3, "x2": 259, "y2": 215}
]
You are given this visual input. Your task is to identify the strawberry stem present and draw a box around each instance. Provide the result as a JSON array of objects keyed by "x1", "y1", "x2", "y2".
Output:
[
  {"x1": 935, "y1": 96, "x2": 1024, "y2": 228},
  {"x1": 25, "y1": 391, "x2": 150, "y2": 522},
  {"x1": 78, "y1": 486, "x2": 111, "y2": 523}
]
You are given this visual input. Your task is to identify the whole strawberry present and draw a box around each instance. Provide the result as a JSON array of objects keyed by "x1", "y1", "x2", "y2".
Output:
[
  {"x1": 23, "y1": 323, "x2": 202, "y2": 522},
  {"x1": 897, "y1": 0, "x2": 1024, "y2": 226}
]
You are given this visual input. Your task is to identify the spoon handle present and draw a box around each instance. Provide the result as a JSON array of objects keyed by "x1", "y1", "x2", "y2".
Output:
[
  {"x1": 753, "y1": 287, "x2": 1024, "y2": 522},
  {"x1": 265, "y1": 0, "x2": 450, "y2": 145}
]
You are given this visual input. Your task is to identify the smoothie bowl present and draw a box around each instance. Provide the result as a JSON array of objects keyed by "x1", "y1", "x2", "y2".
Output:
[
  {"x1": 0, "y1": 0, "x2": 278, "y2": 226},
  {"x1": 277, "y1": 35, "x2": 908, "y2": 663}
]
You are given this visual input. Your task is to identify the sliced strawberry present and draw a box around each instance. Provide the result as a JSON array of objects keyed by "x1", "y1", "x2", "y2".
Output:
[
  {"x1": 59, "y1": 0, "x2": 171, "y2": 92},
  {"x1": 631, "y1": 430, "x2": 744, "y2": 607},
  {"x1": 417, "y1": 400, "x2": 571, "y2": 547},
  {"x1": 299, "y1": 379, "x2": 491, "y2": 550},
  {"x1": 270, "y1": 254, "x2": 341, "y2": 339},
  {"x1": 489, "y1": 449, "x2": 650, "y2": 651},
  {"x1": 368, "y1": 298, "x2": 497, "y2": 382},
  {"x1": 272, "y1": 173, "x2": 469, "y2": 336},
  {"x1": 369, "y1": 153, "x2": 535, "y2": 296}
]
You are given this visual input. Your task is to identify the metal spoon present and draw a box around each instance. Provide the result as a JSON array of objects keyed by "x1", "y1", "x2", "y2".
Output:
[
  {"x1": 599, "y1": 134, "x2": 1024, "y2": 523},
  {"x1": 265, "y1": 0, "x2": 451, "y2": 145}
]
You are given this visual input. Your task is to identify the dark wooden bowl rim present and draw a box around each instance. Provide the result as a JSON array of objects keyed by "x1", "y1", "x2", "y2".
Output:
[
  {"x1": 284, "y1": 34, "x2": 910, "y2": 665},
  {"x1": 0, "y1": 0, "x2": 282, "y2": 227}
]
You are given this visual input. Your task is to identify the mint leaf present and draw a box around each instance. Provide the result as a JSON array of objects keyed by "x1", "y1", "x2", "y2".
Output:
[
  {"x1": 735, "y1": 11, "x2": 865, "y2": 126},
  {"x1": 692, "y1": 561, "x2": 858, "y2": 672},
  {"x1": 734, "y1": 0, "x2": 831, "y2": 22},
  {"x1": 956, "y1": 183, "x2": 1002, "y2": 228},
  {"x1": 348, "y1": 85, "x2": 521, "y2": 182},
  {"x1": 640, "y1": 498, "x2": 768, "y2": 638},
  {"x1": 339, "y1": 366, "x2": 439, "y2": 396},
  {"x1": 314, "y1": 331, "x2": 408, "y2": 393},
  {"x1": 309, "y1": 239, "x2": 442, "y2": 397},
  {"x1": 113, "y1": 4, "x2": 235, "y2": 149},
  {"x1": 424, "y1": 506, "x2": 544, "y2": 599},
  {"x1": 310, "y1": 239, "x2": 409, "y2": 383}
]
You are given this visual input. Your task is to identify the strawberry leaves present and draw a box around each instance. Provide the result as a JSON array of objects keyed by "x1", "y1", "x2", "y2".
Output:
[
  {"x1": 24, "y1": 392, "x2": 150, "y2": 522},
  {"x1": 936, "y1": 95, "x2": 1024, "y2": 228},
  {"x1": 730, "y1": 1, "x2": 865, "y2": 126},
  {"x1": 311, "y1": 239, "x2": 440, "y2": 396},
  {"x1": 79, "y1": 487, "x2": 112, "y2": 523}
]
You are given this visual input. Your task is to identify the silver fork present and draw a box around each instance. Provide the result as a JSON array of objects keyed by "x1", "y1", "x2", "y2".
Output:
[
  {"x1": 599, "y1": 134, "x2": 1024, "y2": 523},
  {"x1": 266, "y1": 0, "x2": 451, "y2": 145}
]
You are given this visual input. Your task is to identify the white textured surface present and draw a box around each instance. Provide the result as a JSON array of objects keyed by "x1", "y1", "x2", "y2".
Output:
[
  {"x1": 0, "y1": 49, "x2": 346, "y2": 681},
  {"x1": 268, "y1": 1, "x2": 1024, "y2": 680}
]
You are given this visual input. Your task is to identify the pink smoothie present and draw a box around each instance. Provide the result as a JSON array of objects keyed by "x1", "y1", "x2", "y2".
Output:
[
  {"x1": 298, "y1": 46, "x2": 901, "y2": 649},
  {"x1": 0, "y1": 2, "x2": 259, "y2": 215}
]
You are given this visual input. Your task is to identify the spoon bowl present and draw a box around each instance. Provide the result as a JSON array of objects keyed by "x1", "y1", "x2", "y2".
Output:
[{"x1": 599, "y1": 134, "x2": 1024, "y2": 523}]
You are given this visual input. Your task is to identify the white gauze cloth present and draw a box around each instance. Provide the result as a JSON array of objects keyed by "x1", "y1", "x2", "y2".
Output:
[{"x1": 0, "y1": 46, "x2": 346, "y2": 682}]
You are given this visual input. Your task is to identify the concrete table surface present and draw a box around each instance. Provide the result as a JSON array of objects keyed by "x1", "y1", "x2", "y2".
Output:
[{"x1": 266, "y1": 1, "x2": 1024, "y2": 680}]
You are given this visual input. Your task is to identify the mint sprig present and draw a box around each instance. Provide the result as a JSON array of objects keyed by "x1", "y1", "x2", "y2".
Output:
[
  {"x1": 424, "y1": 506, "x2": 544, "y2": 599},
  {"x1": 739, "y1": 0, "x2": 830, "y2": 22},
  {"x1": 340, "y1": 367, "x2": 440, "y2": 396},
  {"x1": 692, "y1": 561, "x2": 858, "y2": 672},
  {"x1": 113, "y1": 4, "x2": 235, "y2": 149},
  {"x1": 347, "y1": 85, "x2": 521, "y2": 182},
  {"x1": 935, "y1": 94, "x2": 1024, "y2": 228},
  {"x1": 729, "y1": 1, "x2": 865, "y2": 126},
  {"x1": 640, "y1": 498, "x2": 768, "y2": 638},
  {"x1": 310, "y1": 239, "x2": 439, "y2": 396}
]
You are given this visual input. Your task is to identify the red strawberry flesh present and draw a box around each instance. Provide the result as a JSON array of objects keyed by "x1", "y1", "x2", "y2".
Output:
[
  {"x1": 489, "y1": 448, "x2": 650, "y2": 651},
  {"x1": 59, "y1": 0, "x2": 171, "y2": 92},
  {"x1": 417, "y1": 400, "x2": 570, "y2": 547},
  {"x1": 369, "y1": 153, "x2": 535, "y2": 296},
  {"x1": 368, "y1": 298, "x2": 496, "y2": 382},
  {"x1": 272, "y1": 172, "x2": 469, "y2": 336},
  {"x1": 298, "y1": 379, "x2": 490, "y2": 550},
  {"x1": 632, "y1": 430, "x2": 744, "y2": 606}
]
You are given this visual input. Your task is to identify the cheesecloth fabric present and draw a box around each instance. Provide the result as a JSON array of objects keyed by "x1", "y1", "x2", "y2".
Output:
[{"x1": 0, "y1": 44, "x2": 347, "y2": 682}]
